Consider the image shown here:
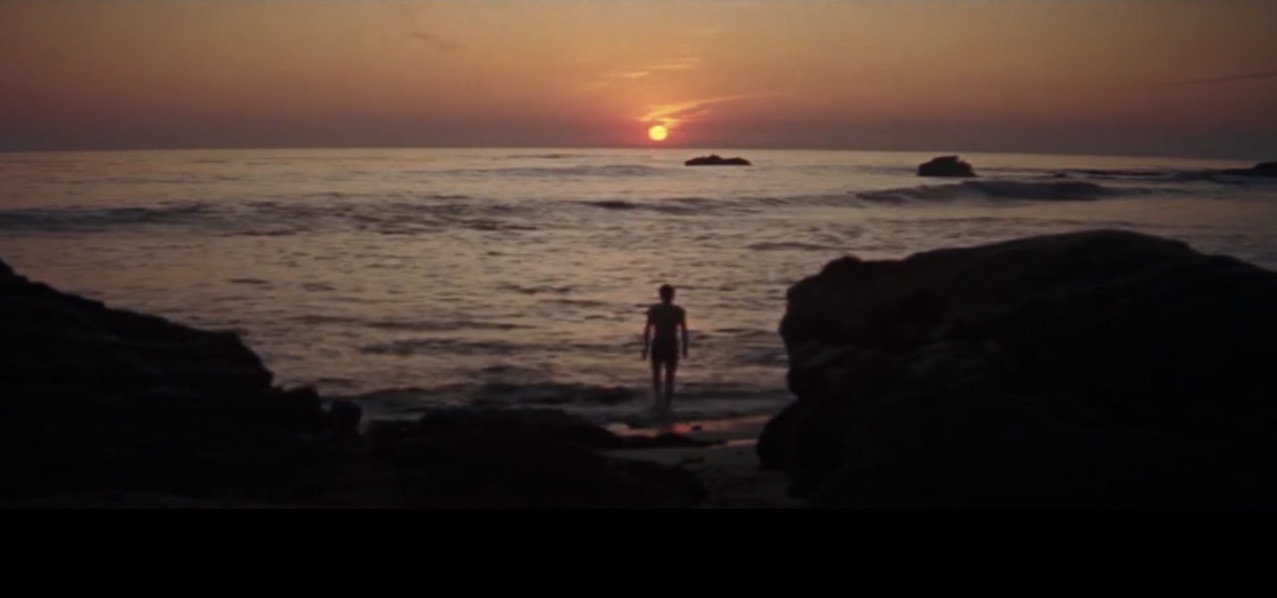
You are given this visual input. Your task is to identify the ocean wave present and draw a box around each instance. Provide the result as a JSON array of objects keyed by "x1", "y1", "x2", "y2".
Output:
[
  {"x1": 450, "y1": 164, "x2": 666, "y2": 178},
  {"x1": 227, "y1": 278, "x2": 271, "y2": 286},
  {"x1": 579, "y1": 199, "x2": 710, "y2": 216},
  {"x1": 360, "y1": 318, "x2": 530, "y2": 333},
  {"x1": 2, "y1": 200, "x2": 337, "y2": 235},
  {"x1": 502, "y1": 153, "x2": 593, "y2": 160},
  {"x1": 758, "y1": 193, "x2": 858, "y2": 208},
  {"x1": 857, "y1": 180, "x2": 1150, "y2": 203},
  {"x1": 334, "y1": 380, "x2": 791, "y2": 420},
  {"x1": 328, "y1": 382, "x2": 639, "y2": 411},
  {"x1": 225, "y1": 199, "x2": 537, "y2": 236},
  {"x1": 1048, "y1": 167, "x2": 1277, "y2": 186},
  {"x1": 583, "y1": 199, "x2": 638, "y2": 210},
  {"x1": 746, "y1": 241, "x2": 840, "y2": 252},
  {"x1": 1056, "y1": 168, "x2": 1219, "y2": 183},
  {"x1": 0, "y1": 203, "x2": 215, "y2": 233},
  {"x1": 360, "y1": 338, "x2": 467, "y2": 356},
  {"x1": 455, "y1": 219, "x2": 537, "y2": 232},
  {"x1": 497, "y1": 282, "x2": 575, "y2": 295}
]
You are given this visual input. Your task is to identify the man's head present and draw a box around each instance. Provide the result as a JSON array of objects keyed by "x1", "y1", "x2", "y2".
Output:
[{"x1": 658, "y1": 284, "x2": 675, "y2": 303}]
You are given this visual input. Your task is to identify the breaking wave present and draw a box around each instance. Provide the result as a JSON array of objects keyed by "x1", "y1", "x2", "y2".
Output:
[
  {"x1": 746, "y1": 241, "x2": 839, "y2": 252},
  {"x1": 331, "y1": 380, "x2": 792, "y2": 423},
  {"x1": 0, "y1": 203, "x2": 216, "y2": 233},
  {"x1": 857, "y1": 180, "x2": 1153, "y2": 203},
  {"x1": 451, "y1": 164, "x2": 666, "y2": 178},
  {"x1": 0, "y1": 198, "x2": 537, "y2": 236}
]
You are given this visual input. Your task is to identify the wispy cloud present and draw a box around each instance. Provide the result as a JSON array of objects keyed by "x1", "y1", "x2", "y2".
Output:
[
  {"x1": 638, "y1": 94, "x2": 752, "y2": 130},
  {"x1": 1157, "y1": 71, "x2": 1277, "y2": 87},
  {"x1": 409, "y1": 31, "x2": 463, "y2": 53},
  {"x1": 581, "y1": 57, "x2": 700, "y2": 92}
]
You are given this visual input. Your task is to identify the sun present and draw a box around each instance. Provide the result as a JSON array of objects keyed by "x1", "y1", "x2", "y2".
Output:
[{"x1": 648, "y1": 125, "x2": 668, "y2": 142}]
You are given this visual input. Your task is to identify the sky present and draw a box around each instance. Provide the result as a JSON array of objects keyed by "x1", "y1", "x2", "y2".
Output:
[{"x1": 2, "y1": 0, "x2": 1275, "y2": 159}]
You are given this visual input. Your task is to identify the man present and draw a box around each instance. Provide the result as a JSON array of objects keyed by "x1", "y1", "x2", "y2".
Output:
[{"x1": 641, "y1": 284, "x2": 689, "y2": 420}]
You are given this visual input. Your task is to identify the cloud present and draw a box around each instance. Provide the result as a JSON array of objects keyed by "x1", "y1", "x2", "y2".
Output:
[
  {"x1": 638, "y1": 94, "x2": 752, "y2": 129},
  {"x1": 1158, "y1": 71, "x2": 1277, "y2": 87},
  {"x1": 409, "y1": 31, "x2": 463, "y2": 52},
  {"x1": 582, "y1": 57, "x2": 700, "y2": 92}
]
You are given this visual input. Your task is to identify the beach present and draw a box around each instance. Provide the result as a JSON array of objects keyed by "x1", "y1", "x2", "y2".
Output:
[
  {"x1": 8, "y1": 224, "x2": 1277, "y2": 507},
  {"x1": 603, "y1": 415, "x2": 802, "y2": 508},
  {"x1": 306, "y1": 413, "x2": 800, "y2": 509}
]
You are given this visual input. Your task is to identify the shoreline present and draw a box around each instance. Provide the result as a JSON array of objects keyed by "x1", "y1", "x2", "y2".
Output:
[{"x1": 601, "y1": 413, "x2": 802, "y2": 508}]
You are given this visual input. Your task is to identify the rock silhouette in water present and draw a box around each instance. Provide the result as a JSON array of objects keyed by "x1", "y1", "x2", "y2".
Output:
[
  {"x1": 685, "y1": 154, "x2": 751, "y2": 166},
  {"x1": 1220, "y1": 160, "x2": 1277, "y2": 177},
  {"x1": 758, "y1": 229, "x2": 1277, "y2": 507},
  {"x1": 917, "y1": 155, "x2": 977, "y2": 177}
]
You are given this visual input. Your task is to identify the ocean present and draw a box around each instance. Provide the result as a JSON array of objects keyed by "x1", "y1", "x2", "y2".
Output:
[{"x1": 2, "y1": 148, "x2": 1274, "y2": 424}]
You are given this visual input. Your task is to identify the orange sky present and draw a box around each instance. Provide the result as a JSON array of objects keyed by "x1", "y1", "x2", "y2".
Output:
[{"x1": 2, "y1": 0, "x2": 1275, "y2": 158}]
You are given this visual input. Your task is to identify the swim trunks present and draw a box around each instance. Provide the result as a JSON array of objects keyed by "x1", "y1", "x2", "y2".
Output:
[{"x1": 649, "y1": 336, "x2": 680, "y2": 366}]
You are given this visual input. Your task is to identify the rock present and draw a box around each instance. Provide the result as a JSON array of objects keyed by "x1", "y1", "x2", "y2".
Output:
[
  {"x1": 917, "y1": 155, "x2": 976, "y2": 177},
  {"x1": 0, "y1": 258, "x2": 334, "y2": 503},
  {"x1": 685, "y1": 154, "x2": 751, "y2": 166},
  {"x1": 365, "y1": 408, "x2": 709, "y2": 507},
  {"x1": 328, "y1": 400, "x2": 363, "y2": 436},
  {"x1": 1220, "y1": 161, "x2": 1277, "y2": 177},
  {"x1": 758, "y1": 229, "x2": 1277, "y2": 507}
]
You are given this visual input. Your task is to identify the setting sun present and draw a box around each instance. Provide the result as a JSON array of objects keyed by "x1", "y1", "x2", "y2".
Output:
[{"x1": 648, "y1": 125, "x2": 668, "y2": 142}]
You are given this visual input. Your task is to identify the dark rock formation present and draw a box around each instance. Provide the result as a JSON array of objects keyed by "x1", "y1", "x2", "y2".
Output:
[
  {"x1": 365, "y1": 408, "x2": 709, "y2": 507},
  {"x1": 917, "y1": 155, "x2": 976, "y2": 177},
  {"x1": 685, "y1": 154, "x2": 751, "y2": 166},
  {"x1": 758, "y1": 229, "x2": 1277, "y2": 507},
  {"x1": 0, "y1": 258, "x2": 339, "y2": 503},
  {"x1": 1220, "y1": 161, "x2": 1277, "y2": 177},
  {"x1": 329, "y1": 399, "x2": 363, "y2": 436}
]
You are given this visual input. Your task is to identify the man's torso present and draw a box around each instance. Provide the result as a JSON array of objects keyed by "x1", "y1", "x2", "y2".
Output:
[{"x1": 648, "y1": 303, "x2": 684, "y2": 341}]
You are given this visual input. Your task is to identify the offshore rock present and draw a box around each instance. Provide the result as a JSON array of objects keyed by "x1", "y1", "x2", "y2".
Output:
[
  {"x1": 685, "y1": 154, "x2": 751, "y2": 166},
  {"x1": 917, "y1": 155, "x2": 977, "y2": 177}
]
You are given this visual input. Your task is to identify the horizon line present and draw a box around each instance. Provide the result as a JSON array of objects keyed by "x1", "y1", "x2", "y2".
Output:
[{"x1": 0, "y1": 144, "x2": 1263, "y2": 164}]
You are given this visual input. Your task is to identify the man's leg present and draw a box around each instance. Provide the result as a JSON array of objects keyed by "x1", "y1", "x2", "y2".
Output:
[
  {"x1": 650, "y1": 361, "x2": 663, "y2": 413},
  {"x1": 663, "y1": 361, "x2": 678, "y2": 414}
]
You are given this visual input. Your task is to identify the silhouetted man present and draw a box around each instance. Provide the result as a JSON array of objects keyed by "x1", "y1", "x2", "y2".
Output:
[{"x1": 641, "y1": 284, "x2": 688, "y2": 420}]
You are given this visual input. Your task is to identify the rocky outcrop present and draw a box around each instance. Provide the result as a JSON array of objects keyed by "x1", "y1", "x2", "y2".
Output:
[
  {"x1": 685, "y1": 154, "x2": 751, "y2": 166},
  {"x1": 0, "y1": 258, "x2": 341, "y2": 502},
  {"x1": 758, "y1": 230, "x2": 1277, "y2": 507},
  {"x1": 917, "y1": 155, "x2": 976, "y2": 177},
  {"x1": 1221, "y1": 161, "x2": 1277, "y2": 177},
  {"x1": 365, "y1": 409, "x2": 708, "y2": 507}
]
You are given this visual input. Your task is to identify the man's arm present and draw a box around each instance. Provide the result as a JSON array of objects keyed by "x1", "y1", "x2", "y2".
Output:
[
  {"x1": 680, "y1": 309, "x2": 689, "y2": 358},
  {"x1": 641, "y1": 309, "x2": 652, "y2": 358}
]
